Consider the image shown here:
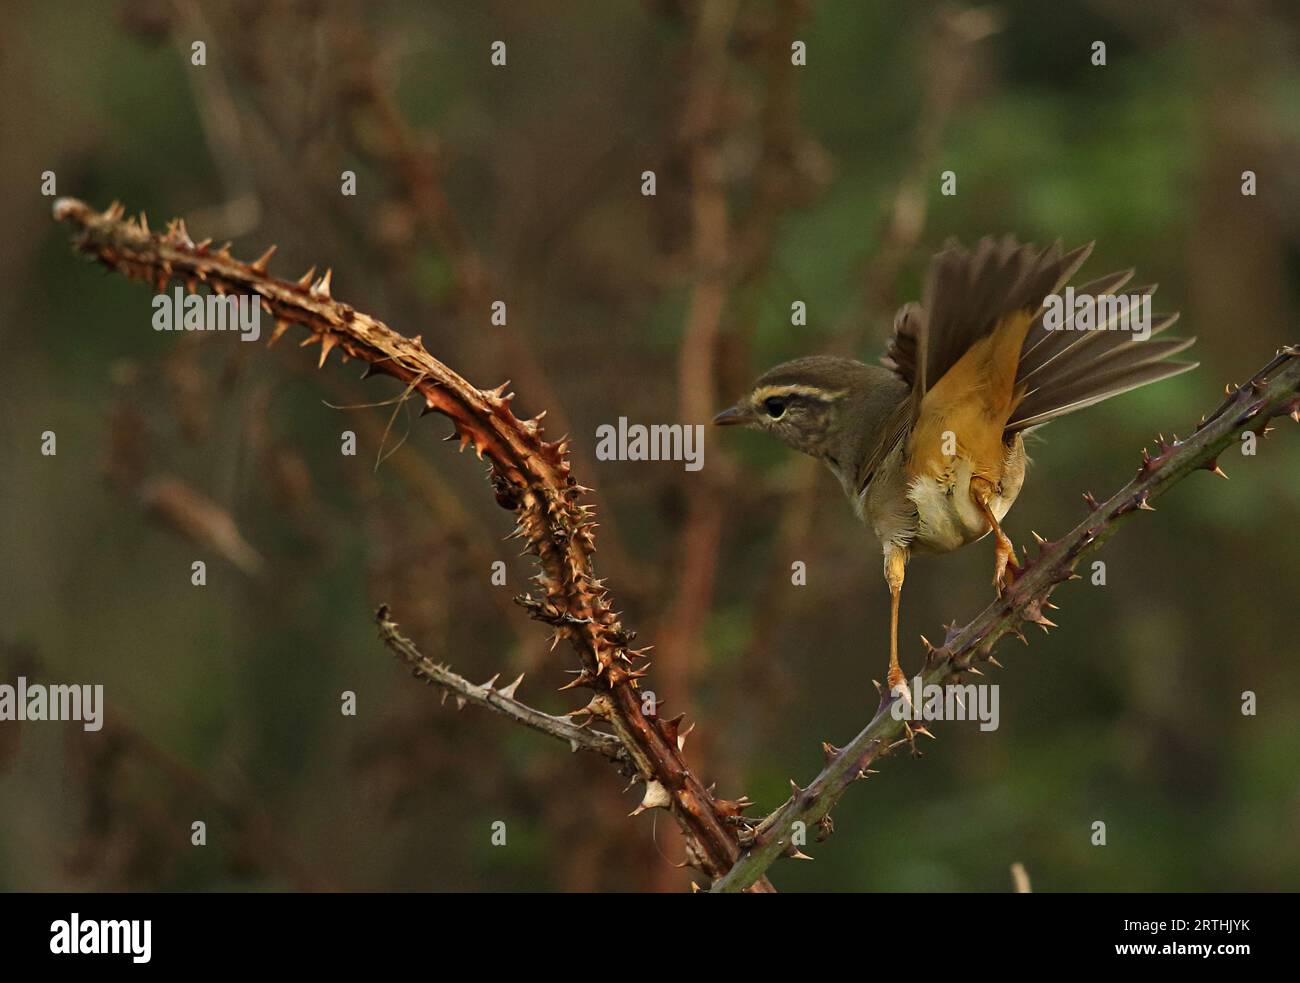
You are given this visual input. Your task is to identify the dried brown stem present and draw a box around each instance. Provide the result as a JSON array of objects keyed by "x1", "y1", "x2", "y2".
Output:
[{"x1": 54, "y1": 197, "x2": 770, "y2": 891}]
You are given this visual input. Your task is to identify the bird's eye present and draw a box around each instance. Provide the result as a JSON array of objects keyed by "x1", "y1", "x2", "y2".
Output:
[{"x1": 763, "y1": 396, "x2": 786, "y2": 419}]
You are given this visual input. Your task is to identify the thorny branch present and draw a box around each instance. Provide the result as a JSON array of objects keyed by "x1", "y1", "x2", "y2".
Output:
[
  {"x1": 54, "y1": 197, "x2": 771, "y2": 891},
  {"x1": 375, "y1": 605, "x2": 627, "y2": 765},
  {"x1": 711, "y1": 345, "x2": 1300, "y2": 892}
]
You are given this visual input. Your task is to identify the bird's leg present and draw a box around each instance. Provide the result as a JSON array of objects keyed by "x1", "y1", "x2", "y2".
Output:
[
  {"x1": 884, "y1": 545, "x2": 911, "y2": 705},
  {"x1": 971, "y1": 477, "x2": 1018, "y2": 593}
]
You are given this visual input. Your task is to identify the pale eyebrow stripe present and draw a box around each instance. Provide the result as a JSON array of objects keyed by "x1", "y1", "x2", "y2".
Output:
[{"x1": 753, "y1": 384, "x2": 847, "y2": 402}]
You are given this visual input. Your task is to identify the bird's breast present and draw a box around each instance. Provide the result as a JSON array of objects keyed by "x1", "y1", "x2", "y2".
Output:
[{"x1": 905, "y1": 437, "x2": 1026, "y2": 555}]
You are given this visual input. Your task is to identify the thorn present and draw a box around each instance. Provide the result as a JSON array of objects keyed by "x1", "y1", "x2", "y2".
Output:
[
  {"x1": 1031, "y1": 530, "x2": 1047, "y2": 545},
  {"x1": 789, "y1": 849, "x2": 814, "y2": 861},
  {"x1": 660, "y1": 713, "x2": 686, "y2": 746},
  {"x1": 310, "y1": 268, "x2": 333, "y2": 299},
  {"x1": 1137, "y1": 497, "x2": 1156, "y2": 512},
  {"x1": 317, "y1": 333, "x2": 338, "y2": 368},
  {"x1": 498, "y1": 673, "x2": 524, "y2": 700},
  {"x1": 629, "y1": 780, "x2": 671, "y2": 817},
  {"x1": 1082, "y1": 491, "x2": 1099, "y2": 510},
  {"x1": 988, "y1": 655, "x2": 1004, "y2": 669},
  {"x1": 250, "y1": 244, "x2": 277, "y2": 273},
  {"x1": 297, "y1": 266, "x2": 316, "y2": 288},
  {"x1": 267, "y1": 319, "x2": 290, "y2": 347},
  {"x1": 677, "y1": 720, "x2": 695, "y2": 750},
  {"x1": 480, "y1": 673, "x2": 501, "y2": 691}
]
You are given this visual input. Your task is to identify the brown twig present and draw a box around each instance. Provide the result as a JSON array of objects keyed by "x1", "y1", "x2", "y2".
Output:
[
  {"x1": 54, "y1": 197, "x2": 771, "y2": 891},
  {"x1": 375, "y1": 604, "x2": 628, "y2": 764}
]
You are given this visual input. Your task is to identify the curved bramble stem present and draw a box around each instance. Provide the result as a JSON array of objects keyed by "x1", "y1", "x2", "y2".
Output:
[{"x1": 54, "y1": 197, "x2": 772, "y2": 892}]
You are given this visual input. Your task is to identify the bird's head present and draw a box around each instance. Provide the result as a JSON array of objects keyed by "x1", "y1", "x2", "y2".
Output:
[{"x1": 713, "y1": 355, "x2": 907, "y2": 465}]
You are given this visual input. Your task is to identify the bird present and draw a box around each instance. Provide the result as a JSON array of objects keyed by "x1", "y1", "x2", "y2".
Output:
[{"x1": 713, "y1": 237, "x2": 1196, "y2": 699}]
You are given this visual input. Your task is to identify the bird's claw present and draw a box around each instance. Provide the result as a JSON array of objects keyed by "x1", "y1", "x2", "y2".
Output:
[
  {"x1": 993, "y1": 541, "x2": 1020, "y2": 595},
  {"x1": 885, "y1": 666, "x2": 912, "y2": 709}
]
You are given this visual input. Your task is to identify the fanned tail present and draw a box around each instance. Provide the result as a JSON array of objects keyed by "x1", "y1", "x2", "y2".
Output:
[
  {"x1": 882, "y1": 236, "x2": 1197, "y2": 435},
  {"x1": 1007, "y1": 275, "x2": 1196, "y2": 432}
]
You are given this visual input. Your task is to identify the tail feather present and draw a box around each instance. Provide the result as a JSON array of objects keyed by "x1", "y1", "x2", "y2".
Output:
[
  {"x1": 1009, "y1": 277, "x2": 1195, "y2": 432},
  {"x1": 883, "y1": 237, "x2": 1197, "y2": 436},
  {"x1": 895, "y1": 236, "x2": 1092, "y2": 397},
  {"x1": 1016, "y1": 268, "x2": 1138, "y2": 380},
  {"x1": 1009, "y1": 357, "x2": 1198, "y2": 432},
  {"x1": 1020, "y1": 308, "x2": 1181, "y2": 389},
  {"x1": 1019, "y1": 316, "x2": 1188, "y2": 398}
]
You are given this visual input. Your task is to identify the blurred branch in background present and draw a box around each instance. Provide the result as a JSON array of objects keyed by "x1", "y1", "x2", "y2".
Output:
[
  {"x1": 0, "y1": 643, "x2": 333, "y2": 891},
  {"x1": 713, "y1": 2, "x2": 999, "y2": 769}
]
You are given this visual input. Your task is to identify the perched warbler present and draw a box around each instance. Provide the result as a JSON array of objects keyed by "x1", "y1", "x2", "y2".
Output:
[{"x1": 714, "y1": 237, "x2": 1196, "y2": 697}]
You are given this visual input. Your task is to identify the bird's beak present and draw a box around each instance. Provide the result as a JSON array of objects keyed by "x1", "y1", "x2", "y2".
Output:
[{"x1": 712, "y1": 404, "x2": 750, "y2": 426}]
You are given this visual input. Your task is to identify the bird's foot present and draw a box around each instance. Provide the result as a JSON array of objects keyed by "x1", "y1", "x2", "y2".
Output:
[
  {"x1": 885, "y1": 663, "x2": 912, "y2": 709},
  {"x1": 993, "y1": 538, "x2": 1021, "y2": 595}
]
